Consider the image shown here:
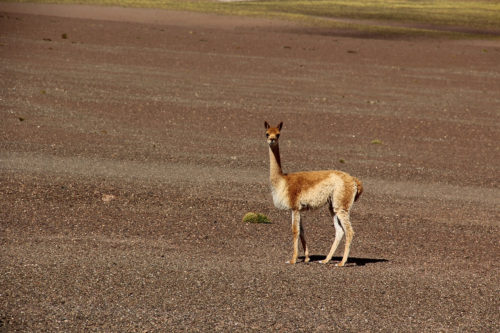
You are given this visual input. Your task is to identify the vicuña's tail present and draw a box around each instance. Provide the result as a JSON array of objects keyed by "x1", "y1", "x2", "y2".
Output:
[{"x1": 354, "y1": 177, "x2": 363, "y2": 201}]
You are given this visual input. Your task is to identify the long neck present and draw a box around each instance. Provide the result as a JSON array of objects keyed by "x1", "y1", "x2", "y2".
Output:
[{"x1": 268, "y1": 143, "x2": 284, "y2": 184}]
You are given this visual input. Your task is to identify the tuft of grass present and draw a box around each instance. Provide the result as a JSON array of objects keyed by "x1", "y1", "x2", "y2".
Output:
[
  {"x1": 61, "y1": 33, "x2": 68, "y2": 39},
  {"x1": 371, "y1": 139, "x2": 383, "y2": 145},
  {"x1": 242, "y1": 212, "x2": 271, "y2": 224}
]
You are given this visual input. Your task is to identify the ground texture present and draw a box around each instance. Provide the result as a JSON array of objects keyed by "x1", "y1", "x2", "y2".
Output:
[{"x1": 0, "y1": 3, "x2": 499, "y2": 331}]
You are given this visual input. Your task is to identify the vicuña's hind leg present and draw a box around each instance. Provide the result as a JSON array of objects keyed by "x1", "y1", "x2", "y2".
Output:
[
  {"x1": 299, "y1": 222, "x2": 310, "y2": 263},
  {"x1": 336, "y1": 210, "x2": 354, "y2": 267},
  {"x1": 320, "y1": 214, "x2": 344, "y2": 264}
]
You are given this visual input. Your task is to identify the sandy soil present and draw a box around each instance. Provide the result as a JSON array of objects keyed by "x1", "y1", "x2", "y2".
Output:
[{"x1": 1, "y1": 3, "x2": 499, "y2": 331}]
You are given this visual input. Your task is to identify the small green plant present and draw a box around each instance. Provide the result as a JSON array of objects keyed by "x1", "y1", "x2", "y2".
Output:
[
  {"x1": 339, "y1": 158, "x2": 346, "y2": 164},
  {"x1": 61, "y1": 33, "x2": 68, "y2": 39},
  {"x1": 242, "y1": 212, "x2": 271, "y2": 224},
  {"x1": 371, "y1": 139, "x2": 383, "y2": 145}
]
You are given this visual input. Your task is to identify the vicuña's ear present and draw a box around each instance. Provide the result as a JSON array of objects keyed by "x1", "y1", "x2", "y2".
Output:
[
  {"x1": 278, "y1": 122, "x2": 283, "y2": 130},
  {"x1": 264, "y1": 121, "x2": 270, "y2": 129}
]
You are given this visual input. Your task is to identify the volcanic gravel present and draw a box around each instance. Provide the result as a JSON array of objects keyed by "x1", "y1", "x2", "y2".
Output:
[{"x1": 0, "y1": 3, "x2": 499, "y2": 332}]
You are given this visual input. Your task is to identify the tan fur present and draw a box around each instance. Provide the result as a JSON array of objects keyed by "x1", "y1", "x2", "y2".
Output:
[
  {"x1": 264, "y1": 121, "x2": 363, "y2": 266},
  {"x1": 354, "y1": 177, "x2": 363, "y2": 201}
]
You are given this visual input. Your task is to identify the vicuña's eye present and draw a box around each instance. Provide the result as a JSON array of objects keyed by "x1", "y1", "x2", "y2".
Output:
[
  {"x1": 276, "y1": 134, "x2": 280, "y2": 138},
  {"x1": 266, "y1": 133, "x2": 270, "y2": 138}
]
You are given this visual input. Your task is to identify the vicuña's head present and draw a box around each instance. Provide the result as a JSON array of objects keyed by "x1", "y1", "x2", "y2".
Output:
[{"x1": 264, "y1": 121, "x2": 283, "y2": 146}]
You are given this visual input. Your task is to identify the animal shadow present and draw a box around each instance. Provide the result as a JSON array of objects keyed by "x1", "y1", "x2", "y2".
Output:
[{"x1": 301, "y1": 255, "x2": 388, "y2": 267}]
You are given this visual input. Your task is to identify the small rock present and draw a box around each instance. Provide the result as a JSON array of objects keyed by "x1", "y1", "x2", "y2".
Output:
[{"x1": 102, "y1": 194, "x2": 116, "y2": 203}]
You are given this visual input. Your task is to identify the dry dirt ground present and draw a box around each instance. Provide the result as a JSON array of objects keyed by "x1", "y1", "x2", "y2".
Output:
[{"x1": 1, "y1": 3, "x2": 499, "y2": 332}]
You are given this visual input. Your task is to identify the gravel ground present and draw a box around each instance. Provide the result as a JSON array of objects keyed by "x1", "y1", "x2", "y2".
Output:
[{"x1": 0, "y1": 3, "x2": 499, "y2": 331}]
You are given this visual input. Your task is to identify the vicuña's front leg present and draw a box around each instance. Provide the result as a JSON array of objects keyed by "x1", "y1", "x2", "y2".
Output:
[
  {"x1": 300, "y1": 223, "x2": 310, "y2": 263},
  {"x1": 288, "y1": 210, "x2": 301, "y2": 264}
]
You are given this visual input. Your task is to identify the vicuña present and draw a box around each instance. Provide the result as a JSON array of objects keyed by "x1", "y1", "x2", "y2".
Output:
[{"x1": 265, "y1": 121, "x2": 363, "y2": 266}]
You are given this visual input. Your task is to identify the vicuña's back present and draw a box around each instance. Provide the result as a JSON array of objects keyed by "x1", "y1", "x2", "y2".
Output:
[{"x1": 265, "y1": 121, "x2": 362, "y2": 266}]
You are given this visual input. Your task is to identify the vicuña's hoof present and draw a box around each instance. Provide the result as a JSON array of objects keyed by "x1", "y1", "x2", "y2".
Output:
[
  {"x1": 286, "y1": 259, "x2": 296, "y2": 264},
  {"x1": 319, "y1": 260, "x2": 328, "y2": 264},
  {"x1": 304, "y1": 258, "x2": 310, "y2": 263},
  {"x1": 336, "y1": 262, "x2": 345, "y2": 267}
]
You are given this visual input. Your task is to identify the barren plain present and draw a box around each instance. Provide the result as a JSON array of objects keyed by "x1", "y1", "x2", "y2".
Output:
[{"x1": 0, "y1": 3, "x2": 499, "y2": 331}]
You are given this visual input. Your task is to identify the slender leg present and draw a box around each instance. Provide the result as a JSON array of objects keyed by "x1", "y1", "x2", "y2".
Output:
[
  {"x1": 288, "y1": 210, "x2": 300, "y2": 264},
  {"x1": 337, "y1": 211, "x2": 354, "y2": 267},
  {"x1": 320, "y1": 214, "x2": 344, "y2": 264},
  {"x1": 300, "y1": 222, "x2": 310, "y2": 263}
]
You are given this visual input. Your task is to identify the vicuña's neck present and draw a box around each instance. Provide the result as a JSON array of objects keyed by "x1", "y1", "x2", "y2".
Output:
[{"x1": 269, "y1": 144, "x2": 284, "y2": 182}]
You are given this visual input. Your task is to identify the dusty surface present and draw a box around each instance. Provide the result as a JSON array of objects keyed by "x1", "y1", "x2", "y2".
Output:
[{"x1": 1, "y1": 3, "x2": 499, "y2": 331}]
